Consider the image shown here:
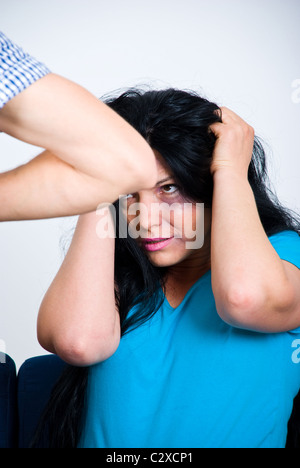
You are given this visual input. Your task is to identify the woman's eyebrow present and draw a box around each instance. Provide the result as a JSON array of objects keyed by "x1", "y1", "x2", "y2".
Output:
[{"x1": 155, "y1": 177, "x2": 174, "y2": 187}]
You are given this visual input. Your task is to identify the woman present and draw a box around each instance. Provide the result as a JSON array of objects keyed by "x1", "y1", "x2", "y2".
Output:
[{"x1": 36, "y1": 88, "x2": 300, "y2": 448}]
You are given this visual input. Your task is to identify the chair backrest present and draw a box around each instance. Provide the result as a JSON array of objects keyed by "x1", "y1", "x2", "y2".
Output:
[
  {"x1": 0, "y1": 354, "x2": 17, "y2": 448},
  {"x1": 17, "y1": 354, "x2": 66, "y2": 448},
  {"x1": 286, "y1": 389, "x2": 300, "y2": 448}
]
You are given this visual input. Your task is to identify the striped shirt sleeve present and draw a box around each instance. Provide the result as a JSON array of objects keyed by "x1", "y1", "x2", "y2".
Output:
[{"x1": 0, "y1": 32, "x2": 51, "y2": 109}]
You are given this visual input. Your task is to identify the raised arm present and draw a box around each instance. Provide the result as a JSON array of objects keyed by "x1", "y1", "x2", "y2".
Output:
[
  {"x1": 0, "y1": 73, "x2": 156, "y2": 183},
  {"x1": 209, "y1": 108, "x2": 300, "y2": 333},
  {"x1": 0, "y1": 73, "x2": 156, "y2": 220},
  {"x1": 37, "y1": 208, "x2": 120, "y2": 366},
  {"x1": 0, "y1": 32, "x2": 156, "y2": 220}
]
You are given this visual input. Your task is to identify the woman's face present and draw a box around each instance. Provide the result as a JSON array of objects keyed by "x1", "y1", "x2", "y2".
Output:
[{"x1": 123, "y1": 151, "x2": 212, "y2": 269}]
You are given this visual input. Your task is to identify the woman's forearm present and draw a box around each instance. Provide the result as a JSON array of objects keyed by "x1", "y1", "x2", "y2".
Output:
[
  {"x1": 37, "y1": 209, "x2": 120, "y2": 366},
  {"x1": 208, "y1": 107, "x2": 296, "y2": 331},
  {"x1": 211, "y1": 168, "x2": 292, "y2": 329}
]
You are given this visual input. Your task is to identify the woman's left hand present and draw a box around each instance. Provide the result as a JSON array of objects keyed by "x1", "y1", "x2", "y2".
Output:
[{"x1": 209, "y1": 107, "x2": 255, "y2": 178}]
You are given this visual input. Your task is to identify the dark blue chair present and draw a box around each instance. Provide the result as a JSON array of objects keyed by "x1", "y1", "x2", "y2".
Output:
[
  {"x1": 287, "y1": 389, "x2": 300, "y2": 448},
  {"x1": 0, "y1": 354, "x2": 17, "y2": 448},
  {"x1": 17, "y1": 354, "x2": 66, "y2": 448}
]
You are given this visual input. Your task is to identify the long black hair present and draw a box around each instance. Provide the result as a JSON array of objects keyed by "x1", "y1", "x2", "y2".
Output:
[{"x1": 32, "y1": 88, "x2": 300, "y2": 448}]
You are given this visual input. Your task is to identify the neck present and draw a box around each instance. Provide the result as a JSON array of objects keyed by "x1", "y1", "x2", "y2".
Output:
[{"x1": 166, "y1": 238, "x2": 211, "y2": 287}]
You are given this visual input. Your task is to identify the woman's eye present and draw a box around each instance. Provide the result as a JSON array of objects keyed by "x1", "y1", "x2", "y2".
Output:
[{"x1": 161, "y1": 184, "x2": 179, "y2": 195}]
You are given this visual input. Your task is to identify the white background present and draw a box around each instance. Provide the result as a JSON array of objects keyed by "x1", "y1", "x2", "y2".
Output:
[{"x1": 0, "y1": 0, "x2": 299, "y2": 369}]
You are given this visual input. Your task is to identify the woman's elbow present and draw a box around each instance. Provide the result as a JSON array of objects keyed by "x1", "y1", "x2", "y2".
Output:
[
  {"x1": 215, "y1": 282, "x2": 296, "y2": 332},
  {"x1": 38, "y1": 326, "x2": 121, "y2": 367},
  {"x1": 56, "y1": 336, "x2": 120, "y2": 367},
  {"x1": 215, "y1": 286, "x2": 267, "y2": 331}
]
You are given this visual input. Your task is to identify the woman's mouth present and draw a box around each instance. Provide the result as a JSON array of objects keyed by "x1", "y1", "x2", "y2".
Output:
[{"x1": 141, "y1": 238, "x2": 174, "y2": 252}]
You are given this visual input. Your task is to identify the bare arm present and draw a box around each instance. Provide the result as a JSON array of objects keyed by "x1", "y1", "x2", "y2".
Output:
[
  {"x1": 37, "y1": 208, "x2": 120, "y2": 366},
  {"x1": 0, "y1": 149, "x2": 150, "y2": 221},
  {"x1": 210, "y1": 108, "x2": 300, "y2": 333},
  {"x1": 0, "y1": 74, "x2": 157, "y2": 220}
]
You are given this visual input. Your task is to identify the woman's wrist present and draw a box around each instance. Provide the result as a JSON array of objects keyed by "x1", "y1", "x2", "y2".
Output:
[{"x1": 212, "y1": 165, "x2": 249, "y2": 184}]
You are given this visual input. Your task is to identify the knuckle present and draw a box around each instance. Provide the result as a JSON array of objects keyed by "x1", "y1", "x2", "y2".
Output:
[{"x1": 248, "y1": 125, "x2": 255, "y2": 136}]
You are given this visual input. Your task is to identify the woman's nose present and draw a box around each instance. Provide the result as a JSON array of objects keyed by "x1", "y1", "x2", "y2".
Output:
[
  {"x1": 139, "y1": 194, "x2": 162, "y2": 234},
  {"x1": 140, "y1": 200, "x2": 176, "y2": 241},
  {"x1": 127, "y1": 193, "x2": 164, "y2": 238}
]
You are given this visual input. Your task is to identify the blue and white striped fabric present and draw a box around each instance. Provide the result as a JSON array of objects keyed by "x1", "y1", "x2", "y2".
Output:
[{"x1": 0, "y1": 32, "x2": 51, "y2": 109}]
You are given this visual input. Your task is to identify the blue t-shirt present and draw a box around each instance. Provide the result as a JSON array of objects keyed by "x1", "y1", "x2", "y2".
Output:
[{"x1": 80, "y1": 231, "x2": 300, "y2": 449}]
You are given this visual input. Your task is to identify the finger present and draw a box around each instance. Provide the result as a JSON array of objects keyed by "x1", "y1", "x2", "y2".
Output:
[
  {"x1": 209, "y1": 122, "x2": 223, "y2": 137},
  {"x1": 219, "y1": 107, "x2": 239, "y2": 124},
  {"x1": 220, "y1": 107, "x2": 248, "y2": 126}
]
